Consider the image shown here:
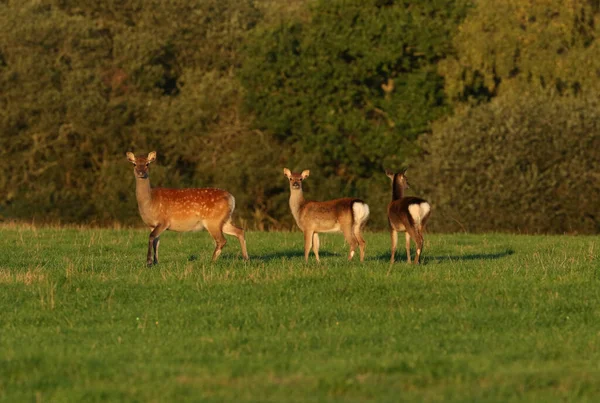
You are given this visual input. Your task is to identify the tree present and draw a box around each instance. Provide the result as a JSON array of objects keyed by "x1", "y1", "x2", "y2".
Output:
[
  {"x1": 0, "y1": 0, "x2": 276, "y2": 226},
  {"x1": 241, "y1": 0, "x2": 469, "y2": 178},
  {"x1": 440, "y1": 0, "x2": 600, "y2": 102},
  {"x1": 239, "y1": 0, "x2": 469, "y2": 227}
]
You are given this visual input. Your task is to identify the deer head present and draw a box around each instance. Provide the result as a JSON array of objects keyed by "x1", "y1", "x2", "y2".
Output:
[
  {"x1": 385, "y1": 168, "x2": 410, "y2": 189},
  {"x1": 283, "y1": 168, "x2": 310, "y2": 190},
  {"x1": 127, "y1": 151, "x2": 156, "y2": 179}
]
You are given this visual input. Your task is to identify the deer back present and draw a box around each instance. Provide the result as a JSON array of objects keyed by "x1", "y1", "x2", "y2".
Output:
[{"x1": 299, "y1": 197, "x2": 363, "y2": 232}]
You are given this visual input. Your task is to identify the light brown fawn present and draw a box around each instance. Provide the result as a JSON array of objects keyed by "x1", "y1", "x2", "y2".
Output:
[
  {"x1": 386, "y1": 169, "x2": 431, "y2": 264},
  {"x1": 283, "y1": 168, "x2": 370, "y2": 262},
  {"x1": 126, "y1": 151, "x2": 249, "y2": 265}
]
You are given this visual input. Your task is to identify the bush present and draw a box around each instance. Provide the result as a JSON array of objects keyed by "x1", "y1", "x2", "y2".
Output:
[{"x1": 411, "y1": 91, "x2": 600, "y2": 234}]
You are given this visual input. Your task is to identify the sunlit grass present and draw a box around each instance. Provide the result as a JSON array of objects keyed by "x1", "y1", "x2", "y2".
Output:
[{"x1": 0, "y1": 225, "x2": 599, "y2": 402}]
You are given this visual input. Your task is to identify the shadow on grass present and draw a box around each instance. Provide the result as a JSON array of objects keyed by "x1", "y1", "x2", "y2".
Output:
[
  {"x1": 366, "y1": 249, "x2": 514, "y2": 264},
  {"x1": 187, "y1": 249, "x2": 341, "y2": 263},
  {"x1": 248, "y1": 250, "x2": 341, "y2": 262},
  {"x1": 192, "y1": 249, "x2": 514, "y2": 264},
  {"x1": 427, "y1": 249, "x2": 514, "y2": 262}
]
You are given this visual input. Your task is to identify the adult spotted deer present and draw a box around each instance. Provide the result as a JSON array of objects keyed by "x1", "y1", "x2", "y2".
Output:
[
  {"x1": 126, "y1": 151, "x2": 249, "y2": 265},
  {"x1": 283, "y1": 168, "x2": 370, "y2": 262},
  {"x1": 386, "y1": 169, "x2": 431, "y2": 264}
]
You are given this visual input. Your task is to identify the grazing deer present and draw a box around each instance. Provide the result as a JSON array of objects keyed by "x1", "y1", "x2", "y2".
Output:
[
  {"x1": 126, "y1": 151, "x2": 249, "y2": 265},
  {"x1": 386, "y1": 169, "x2": 431, "y2": 264},
  {"x1": 283, "y1": 168, "x2": 370, "y2": 262}
]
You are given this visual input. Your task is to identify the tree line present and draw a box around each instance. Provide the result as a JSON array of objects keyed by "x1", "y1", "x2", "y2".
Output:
[{"x1": 1, "y1": 0, "x2": 598, "y2": 233}]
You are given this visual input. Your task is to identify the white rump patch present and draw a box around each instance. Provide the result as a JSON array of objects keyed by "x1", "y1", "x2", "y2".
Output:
[
  {"x1": 228, "y1": 194, "x2": 236, "y2": 213},
  {"x1": 226, "y1": 194, "x2": 235, "y2": 221},
  {"x1": 408, "y1": 202, "x2": 431, "y2": 226},
  {"x1": 352, "y1": 202, "x2": 370, "y2": 225}
]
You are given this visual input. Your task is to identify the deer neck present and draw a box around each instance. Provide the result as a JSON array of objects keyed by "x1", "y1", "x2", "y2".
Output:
[
  {"x1": 135, "y1": 177, "x2": 153, "y2": 212},
  {"x1": 392, "y1": 181, "x2": 405, "y2": 201},
  {"x1": 288, "y1": 188, "x2": 306, "y2": 228}
]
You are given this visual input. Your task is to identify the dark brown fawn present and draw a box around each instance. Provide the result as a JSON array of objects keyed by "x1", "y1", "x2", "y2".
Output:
[
  {"x1": 126, "y1": 151, "x2": 249, "y2": 265},
  {"x1": 283, "y1": 168, "x2": 370, "y2": 262},
  {"x1": 386, "y1": 169, "x2": 431, "y2": 264}
]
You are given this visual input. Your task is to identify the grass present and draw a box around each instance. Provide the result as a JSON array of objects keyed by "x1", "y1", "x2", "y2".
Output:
[{"x1": 0, "y1": 225, "x2": 599, "y2": 402}]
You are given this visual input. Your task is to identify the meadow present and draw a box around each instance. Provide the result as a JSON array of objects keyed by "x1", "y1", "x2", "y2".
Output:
[{"x1": 0, "y1": 225, "x2": 599, "y2": 402}]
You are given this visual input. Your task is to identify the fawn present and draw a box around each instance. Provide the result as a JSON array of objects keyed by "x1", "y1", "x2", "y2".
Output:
[
  {"x1": 283, "y1": 168, "x2": 370, "y2": 262},
  {"x1": 386, "y1": 169, "x2": 431, "y2": 264},
  {"x1": 126, "y1": 151, "x2": 249, "y2": 265}
]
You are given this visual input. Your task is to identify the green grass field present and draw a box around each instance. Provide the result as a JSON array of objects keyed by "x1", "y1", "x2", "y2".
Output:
[{"x1": 0, "y1": 225, "x2": 599, "y2": 402}]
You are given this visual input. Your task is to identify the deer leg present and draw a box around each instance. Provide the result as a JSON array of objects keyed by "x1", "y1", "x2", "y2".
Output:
[
  {"x1": 414, "y1": 230, "x2": 424, "y2": 264},
  {"x1": 303, "y1": 230, "x2": 314, "y2": 262},
  {"x1": 404, "y1": 232, "x2": 412, "y2": 264},
  {"x1": 343, "y1": 226, "x2": 359, "y2": 261},
  {"x1": 353, "y1": 225, "x2": 366, "y2": 262},
  {"x1": 406, "y1": 225, "x2": 422, "y2": 264},
  {"x1": 153, "y1": 236, "x2": 160, "y2": 265},
  {"x1": 312, "y1": 233, "x2": 320, "y2": 263},
  {"x1": 222, "y1": 221, "x2": 249, "y2": 260},
  {"x1": 390, "y1": 229, "x2": 398, "y2": 264},
  {"x1": 148, "y1": 224, "x2": 168, "y2": 266},
  {"x1": 206, "y1": 222, "x2": 227, "y2": 262}
]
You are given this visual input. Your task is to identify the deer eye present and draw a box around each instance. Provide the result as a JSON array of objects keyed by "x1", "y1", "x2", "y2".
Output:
[{"x1": 145, "y1": 163, "x2": 149, "y2": 166}]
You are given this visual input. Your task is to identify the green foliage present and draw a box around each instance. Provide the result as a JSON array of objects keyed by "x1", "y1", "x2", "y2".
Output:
[
  {"x1": 240, "y1": 0, "x2": 468, "y2": 193},
  {"x1": 0, "y1": 0, "x2": 469, "y2": 230},
  {"x1": 440, "y1": 0, "x2": 600, "y2": 101},
  {"x1": 1, "y1": 227, "x2": 600, "y2": 400},
  {"x1": 0, "y1": 0, "x2": 274, "y2": 226},
  {"x1": 411, "y1": 91, "x2": 600, "y2": 234},
  {"x1": 1, "y1": 0, "x2": 598, "y2": 234}
]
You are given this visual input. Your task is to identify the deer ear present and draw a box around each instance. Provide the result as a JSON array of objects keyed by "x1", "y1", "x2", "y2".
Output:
[
  {"x1": 301, "y1": 170, "x2": 310, "y2": 179},
  {"x1": 283, "y1": 168, "x2": 292, "y2": 178},
  {"x1": 385, "y1": 170, "x2": 394, "y2": 179},
  {"x1": 126, "y1": 152, "x2": 136, "y2": 164},
  {"x1": 147, "y1": 151, "x2": 157, "y2": 163}
]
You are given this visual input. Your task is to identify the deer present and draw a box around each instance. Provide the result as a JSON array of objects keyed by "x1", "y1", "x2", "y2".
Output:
[
  {"x1": 386, "y1": 169, "x2": 431, "y2": 264},
  {"x1": 283, "y1": 168, "x2": 370, "y2": 262},
  {"x1": 126, "y1": 151, "x2": 249, "y2": 265}
]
